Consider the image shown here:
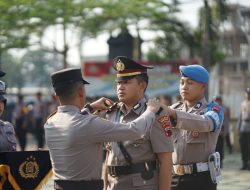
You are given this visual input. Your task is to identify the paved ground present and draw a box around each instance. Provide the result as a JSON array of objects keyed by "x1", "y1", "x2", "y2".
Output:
[{"x1": 21, "y1": 133, "x2": 250, "y2": 190}]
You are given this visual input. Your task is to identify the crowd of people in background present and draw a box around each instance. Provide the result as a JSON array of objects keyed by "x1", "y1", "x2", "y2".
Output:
[{"x1": 3, "y1": 92, "x2": 59, "y2": 151}]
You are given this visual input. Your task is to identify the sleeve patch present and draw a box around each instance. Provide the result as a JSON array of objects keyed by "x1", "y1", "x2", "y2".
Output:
[{"x1": 157, "y1": 115, "x2": 172, "y2": 137}]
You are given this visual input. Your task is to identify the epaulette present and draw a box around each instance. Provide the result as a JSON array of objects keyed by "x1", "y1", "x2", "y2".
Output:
[
  {"x1": 80, "y1": 110, "x2": 89, "y2": 115},
  {"x1": 106, "y1": 102, "x2": 121, "y2": 114},
  {"x1": 46, "y1": 110, "x2": 57, "y2": 120},
  {"x1": 171, "y1": 101, "x2": 183, "y2": 109}
]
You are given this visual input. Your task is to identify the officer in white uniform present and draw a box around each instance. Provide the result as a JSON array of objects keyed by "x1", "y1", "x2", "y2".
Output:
[
  {"x1": 44, "y1": 68, "x2": 161, "y2": 190},
  {"x1": 162, "y1": 65, "x2": 224, "y2": 190}
]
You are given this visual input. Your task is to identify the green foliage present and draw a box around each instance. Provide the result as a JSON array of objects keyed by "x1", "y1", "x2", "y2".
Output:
[
  {"x1": 194, "y1": 0, "x2": 228, "y2": 67},
  {"x1": 1, "y1": 52, "x2": 25, "y2": 89},
  {"x1": 1, "y1": 50, "x2": 61, "y2": 88}
]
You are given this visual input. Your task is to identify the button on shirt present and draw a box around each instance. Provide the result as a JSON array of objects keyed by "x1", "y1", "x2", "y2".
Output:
[
  {"x1": 171, "y1": 97, "x2": 221, "y2": 165},
  {"x1": 44, "y1": 105, "x2": 156, "y2": 181}
]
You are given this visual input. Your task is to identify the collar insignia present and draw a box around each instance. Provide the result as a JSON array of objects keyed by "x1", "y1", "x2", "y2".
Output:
[
  {"x1": 133, "y1": 103, "x2": 141, "y2": 110},
  {"x1": 194, "y1": 102, "x2": 202, "y2": 109}
]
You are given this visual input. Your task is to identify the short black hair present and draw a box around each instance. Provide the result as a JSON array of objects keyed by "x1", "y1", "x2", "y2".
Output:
[
  {"x1": 135, "y1": 74, "x2": 149, "y2": 84},
  {"x1": 55, "y1": 81, "x2": 82, "y2": 101},
  {"x1": 135, "y1": 74, "x2": 149, "y2": 92}
]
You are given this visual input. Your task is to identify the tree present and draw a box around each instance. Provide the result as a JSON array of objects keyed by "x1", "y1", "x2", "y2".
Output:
[
  {"x1": 0, "y1": 0, "x2": 36, "y2": 68},
  {"x1": 20, "y1": 50, "x2": 61, "y2": 87},
  {"x1": 1, "y1": 52, "x2": 25, "y2": 89},
  {"x1": 93, "y1": 0, "x2": 183, "y2": 61},
  {"x1": 197, "y1": 0, "x2": 228, "y2": 69}
]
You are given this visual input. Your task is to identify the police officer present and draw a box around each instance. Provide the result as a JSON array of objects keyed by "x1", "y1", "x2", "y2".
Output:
[
  {"x1": 238, "y1": 87, "x2": 250, "y2": 170},
  {"x1": 162, "y1": 65, "x2": 223, "y2": 190},
  {"x1": 12, "y1": 94, "x2": 27, "y2": 151},
  {"x1": 44, "y1": 68, "x2": 161, "y2": 190},
  {"x1": 104, "y1": 56, "x2": 173, "y2": 190},
  {"x1": 0, "y1": 80, "x2": 17, "y2": 152}
]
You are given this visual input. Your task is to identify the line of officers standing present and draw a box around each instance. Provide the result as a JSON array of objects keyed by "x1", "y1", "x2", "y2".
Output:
[
  {"x1": 0, "y1": 56, "x2": 249, "y2": 190},
  {"x1": 45, "y1": 56, "x2": 224, "y2": 190}
]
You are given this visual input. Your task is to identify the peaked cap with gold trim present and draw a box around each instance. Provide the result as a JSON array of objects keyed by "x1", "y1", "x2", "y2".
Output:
[{"x1": 112, "y1": 56, "x2": 153, "y2": 81}]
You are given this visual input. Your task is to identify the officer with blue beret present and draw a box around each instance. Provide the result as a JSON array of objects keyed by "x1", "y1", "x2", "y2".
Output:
[
  {"x1": 44, "y1": 68, "x2": 161, "y2": 190},
  {"x1": 162, "y1": 64, "x2": 224, "y2": 190}
]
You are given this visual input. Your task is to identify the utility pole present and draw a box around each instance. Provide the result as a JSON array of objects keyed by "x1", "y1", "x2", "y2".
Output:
[
  {"x1": 202, "y1": 0, "x2": 211, "y2": 98},
  {"x1": 202, "y1": 0, "x2": 211, "y2": 71}
]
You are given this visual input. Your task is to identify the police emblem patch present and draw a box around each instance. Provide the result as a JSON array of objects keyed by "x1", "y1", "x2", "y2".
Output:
[
  {"x1": 116, "y1": 59, "x2": 125, "y2": 71},
  {"x1": 212, "y1": 105, "x2": 220, "y2": 113},
  {"x1": 192, "y1": 130, "x2": 199, "y2": 138},
  {"x1": 19, "y1": 156, "x2": 39, "y2": 179}
]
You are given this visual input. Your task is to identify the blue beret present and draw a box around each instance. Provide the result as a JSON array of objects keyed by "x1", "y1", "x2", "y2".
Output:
[{"x1": 179, "y1": 65, "x2": 209, "y2": 83}]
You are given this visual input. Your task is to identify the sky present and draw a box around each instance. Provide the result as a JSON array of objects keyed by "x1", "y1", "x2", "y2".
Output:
[{"x1": 61, "y1": 0, "x2": 250, "y2": 65}]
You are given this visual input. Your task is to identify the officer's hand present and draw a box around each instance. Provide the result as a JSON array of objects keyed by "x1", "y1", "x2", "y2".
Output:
[
  {"x1": 146, "y1": 98, "x2": 161, "y2": 113},
  {"x1": 90, "y1": 97, "x2": 114, "y2": 111}
]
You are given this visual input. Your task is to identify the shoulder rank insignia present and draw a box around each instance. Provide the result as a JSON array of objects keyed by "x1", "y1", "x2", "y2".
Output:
[
  {"x1": 157, "y1": 115, "x2": 172, "y2": 137},
  {"x1": 106, "y1": 102, "x2": 120, "y2": 113},
  {"x1": 46, "y1": 111, "x2": 57, "y2": 121}
]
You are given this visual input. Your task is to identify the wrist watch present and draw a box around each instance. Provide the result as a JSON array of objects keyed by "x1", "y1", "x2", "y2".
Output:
[{"x1": 84, "y1": 103, "x2": 94, "y2": 113}]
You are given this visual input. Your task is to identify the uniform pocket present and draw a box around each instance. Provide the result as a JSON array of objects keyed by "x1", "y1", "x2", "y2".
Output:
[
  {"x1": 186, "y1": 131, "x2": 205, "y2": 143},
  {"x1": 4, "y1": 126, "x2": 16, "y2": 144},
  {"x1": 132, "y1": 172, "x2": 157, "y2": 188}
]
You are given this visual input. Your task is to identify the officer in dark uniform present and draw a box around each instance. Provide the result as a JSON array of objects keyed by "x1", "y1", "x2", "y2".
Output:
[
  {"x1": 161, "y1": 65, "x2": 224, "y2": 190},
  {"x1": 0, "y1": 80, "x2": 17, "y2": 151},
  {"x1": 44, "y1": 68, "x2": 161, "y2": 190},
  {"x1": 104, "y1": 56, "x2": 173, "y2": 190}
]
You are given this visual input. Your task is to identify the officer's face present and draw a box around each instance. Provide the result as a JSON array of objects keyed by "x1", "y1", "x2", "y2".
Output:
[
  {"x1": 0, "y1": 101, "x2": 4, "y2": 116},
  {"x1": 179, "y1": 77, "x2": 206, "y2": 103},
  {"x1": 116, "y1": 78, "x2": 144, "y2": 103}
]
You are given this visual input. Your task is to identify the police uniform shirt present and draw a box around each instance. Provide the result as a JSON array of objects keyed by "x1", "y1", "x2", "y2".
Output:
[
  {"x1": 239, "y1": 100, "x2": 250, "y2": 132},
  {"x1": 105, "y1": 97, "x2": 173, "y2": 190},
  {"x1": 171, "y1": 97, "x2": 221, "y2": 164},
  {"x1": 44, "y1": 105, "x2": 156, "y2": 181},
  {"x1": 0, "y1": 120, "x2": 17, "y2": 151},
  {"x1": 106, "y1": 97, "x2": 173, "y2": 165}
]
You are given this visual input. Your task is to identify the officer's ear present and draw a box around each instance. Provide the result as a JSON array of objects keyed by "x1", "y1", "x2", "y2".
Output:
[
  {"x1": 200, "y1": 83, "x2": 207, "y2": 91},
  {"x1": 78, "y1": 84, "x2": 86, "y2": 99}
]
